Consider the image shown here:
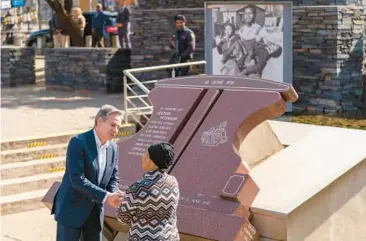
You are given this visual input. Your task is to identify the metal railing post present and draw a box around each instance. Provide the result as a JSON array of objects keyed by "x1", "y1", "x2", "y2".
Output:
[
  {"x1": 123, "y1": 75, "x2": 128, "y2": 125},
  {"x1": 122, "y1": 60, "x2": 206, "y2": 127}
]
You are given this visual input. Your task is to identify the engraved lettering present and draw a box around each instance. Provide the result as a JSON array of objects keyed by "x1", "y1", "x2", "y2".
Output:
[
  {"x1": 212, "y1": 80, "x2": 224, "y2": 85},
  {"x1": 129, "y1": 106, "x2": 183, "y2": 157}
]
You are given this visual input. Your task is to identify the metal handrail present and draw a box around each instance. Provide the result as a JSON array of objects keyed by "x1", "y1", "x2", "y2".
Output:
[{"x1": 123, "y1": 60, "x2": 206, "y2": 126}]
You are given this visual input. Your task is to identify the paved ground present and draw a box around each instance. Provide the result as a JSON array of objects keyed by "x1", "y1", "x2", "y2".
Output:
[
  {"x1": 1, "y1": 85, "x2": 125, "y2": 141},
  {"x1": 1, "y1": 208, "x2": 56, "y2": 241}
]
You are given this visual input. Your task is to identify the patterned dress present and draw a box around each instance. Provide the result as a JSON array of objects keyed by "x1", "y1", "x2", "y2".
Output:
[{"x1": 117, "y1": 170, "x2": 180, "y2": 241}]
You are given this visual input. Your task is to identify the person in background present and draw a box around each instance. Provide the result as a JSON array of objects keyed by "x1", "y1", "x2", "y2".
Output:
[
  {"x1": 240, "y1": 37, "x2": 282, "y2": 77},
  {"x1": 72, "y1": 7, "x2": 86, "y2": 37},
  {"x1": 116, "y1": 0, "x2": 136, "y2": 49},
  {"x1": 237, "y1": 5, "x2": 267, "y2": 42},
  {"x1": 116, "y1": 142, "x2": 180, "y2": 241},
  {"x1": 4, "y1": 11, "x2": 14, "y2": 45},
  {"x1": 216, "y1": 23, "x2": 244, "y2": 75},
  {"x1": 168, "y1": 14, "x2": 196, "y2": 77},
  {"x1": 92, "y1": 3, "x2": 108, "y2": 47},
  {"x1": 50, "y1": 12, "x2": 67, "y2": 48}
]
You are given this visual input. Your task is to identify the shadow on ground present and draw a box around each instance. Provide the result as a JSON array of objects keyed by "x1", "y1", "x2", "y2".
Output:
[{"x1": 1, "y1": 86, "x2": 126, "y2": 110}]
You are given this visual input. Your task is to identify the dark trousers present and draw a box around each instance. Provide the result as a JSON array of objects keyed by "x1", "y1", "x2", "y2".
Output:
[
  {"x1": 118, "y1": 28, "x2": 131, "y2": 49},
  {"x1": 168, "y1": 55, "x2": 191, "y2": 78},
  {"x1": 56, "y1": 206, "x2": 102, "y2": 241},
  {"x1": 92, "y1": 31, "x2": 104, "y2": 48}
]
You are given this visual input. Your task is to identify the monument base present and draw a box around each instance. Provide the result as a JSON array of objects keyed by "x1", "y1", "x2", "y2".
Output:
[
  {"x1": 239, "y1": 121, "x2": 284, "y2": 169},
  {"x1": 250, "y1": 124, "x2": 366, "y2": 240}
]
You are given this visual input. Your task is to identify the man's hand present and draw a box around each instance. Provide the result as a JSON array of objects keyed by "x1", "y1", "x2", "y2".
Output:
[
  {"x1": 116, "y1": 190, "x2": 125, "y2": 197},
  {"x1": 106, "y1": 192, "x2": 123, "y2": 208},
  {"x1": 116, "y1": 23, "x2": 123, "y2": 28},
  {"x1": 92, "y1": 28, "x2": 95, "y2": 32}
]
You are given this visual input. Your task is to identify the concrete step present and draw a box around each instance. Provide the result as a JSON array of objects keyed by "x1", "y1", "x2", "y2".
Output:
[
  {"x1": 1, "y1": 156, "x2": 66, "y2": 180},
  {"x1": 35, "y1": 71, "x2": 45, "y2": 83},
  {"x1": 1, "y1": 124, "x2": 136, "y2": 151},
  {"x1": 0, "y1": 189, "x2": 49, "y2": 215},
  {"x1": 1, "y1": 132, "x2": 76, "y2": 152},
  {"x1": 1, "y1": 143, "x2": 67, "y2": 165},
  {"x1": 1, "y1": 172, "x2": 64, "y2": 196}
]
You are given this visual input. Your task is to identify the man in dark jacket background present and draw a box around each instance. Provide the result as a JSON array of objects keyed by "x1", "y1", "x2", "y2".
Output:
[
  {"x1": 168, "y1": 14, "x2": 196, "y2": 77},
  {"x1": 116, "y1": 0, "x2": 133, "y2": 49},
  {"x1": 50, "y1": 12, "x2": 67, "y2": 48}
]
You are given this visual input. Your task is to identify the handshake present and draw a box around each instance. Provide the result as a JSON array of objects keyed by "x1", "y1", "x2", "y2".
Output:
[{"x1": 106, "y1": 190, "x2": 125, "y2": 208}]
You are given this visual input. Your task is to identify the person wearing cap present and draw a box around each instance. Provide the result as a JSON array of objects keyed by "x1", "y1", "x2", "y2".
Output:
[
  {"x1": 52, "y1": 105, "x2": 124, "y2": 241},
  {"x1": 117, "y1": 142, "x2": 180, "y2": 241},
  {"x1": 168, "y1": 14, "x2": 196, "y2": 77}
]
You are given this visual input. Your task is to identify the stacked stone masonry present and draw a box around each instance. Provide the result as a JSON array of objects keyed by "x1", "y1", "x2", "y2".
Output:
[
  {"x1": 1, "y1": 47, "x2": 35, "y2": 87},
  {"x1": 45, "y1": 48, "x2": 130, "y2": 92},
  {"x1": 292, "y1": 6, "x2": 364, "y2": 114},
  {"x1": 130, "y1": 9, "x2": 205, "y2": 82},
  {"x1": 134, "y1": 0, "x2": 365, "y2": 8}
]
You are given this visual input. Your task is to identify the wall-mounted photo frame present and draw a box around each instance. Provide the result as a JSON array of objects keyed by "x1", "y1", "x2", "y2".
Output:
[{"x1": 205, "y1": 1, "x2": 293, "y2": 87}]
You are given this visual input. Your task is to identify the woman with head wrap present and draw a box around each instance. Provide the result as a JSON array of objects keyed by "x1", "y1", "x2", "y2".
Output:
[{"x1": 117, "y1": 142, "x2": 180, "y2": 241}]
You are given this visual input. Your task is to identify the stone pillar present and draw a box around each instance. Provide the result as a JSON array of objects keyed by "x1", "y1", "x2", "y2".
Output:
[
  {"x1": 292, "y1": 6, "x2": 365, "y2": 115},
  {"x1": 45, "y1": 48, "x2": 131, "y2": 93},
  {"x1": 36, "y1": 36, "x2": 45, "y2": 55},
  {"x1": 111, "y1": 35, "x2": 120, "y2": 48},
  {"x1": 85, "y1": 35, "x2": 92, "y2": 47},
  {"x1": 1, "y1": 47, "x2": 36, "y2": 87},
  {"x1": 61, "y1": 35, "x2": 70, "y2": 48}
]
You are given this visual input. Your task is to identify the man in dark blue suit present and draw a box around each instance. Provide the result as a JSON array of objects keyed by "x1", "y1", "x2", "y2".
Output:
[{"x1": 52, "y1": 105, "x2": 124, "y2": 241}]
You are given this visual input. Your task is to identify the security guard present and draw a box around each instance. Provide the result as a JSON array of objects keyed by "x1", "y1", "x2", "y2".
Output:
[{"x1": 168, "y1": 14, "x2": 196, "y2": 77}]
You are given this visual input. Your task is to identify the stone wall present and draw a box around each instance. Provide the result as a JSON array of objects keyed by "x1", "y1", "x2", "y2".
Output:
[
  {"x1": 130, "y1": 9, "x2": 205, "y2": 81},
  {"x1": 1, "y1": 47, "x2": 35, "y2": 87},
  {"x1": 134, "y1": 0, "x2": 365, "y2": 8},
  {"x1": 128, "y1": 3, "x2": 364, "y2": 113},
  {"x1": 42, "y1": 1, "x2": 365, "y2": 113},
  {"x1": 292, "y1": 6, "x2": 364, "y2": 114},
  {"x1": 45, "y1": 48, "x2": 131, "y2": 93}
]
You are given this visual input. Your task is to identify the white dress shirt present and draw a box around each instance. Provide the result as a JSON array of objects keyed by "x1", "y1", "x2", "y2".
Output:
[{"x1": 93, "y1": 129, "x2": 110, "y2": 185}]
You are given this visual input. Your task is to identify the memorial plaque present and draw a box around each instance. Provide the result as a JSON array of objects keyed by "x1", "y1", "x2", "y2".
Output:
[{"x1": 42, "y1": 75, "x2": 298, "y2": 241}]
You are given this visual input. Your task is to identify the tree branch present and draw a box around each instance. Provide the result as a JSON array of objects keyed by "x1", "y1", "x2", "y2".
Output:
[{"x1": 44, "y1": 0, "x2": 84, "y2": 46}]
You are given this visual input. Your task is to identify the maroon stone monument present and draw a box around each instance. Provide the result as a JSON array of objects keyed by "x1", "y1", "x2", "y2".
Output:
[{"x1": 43, "y1": 76, "x2": 298, "y2": 241}]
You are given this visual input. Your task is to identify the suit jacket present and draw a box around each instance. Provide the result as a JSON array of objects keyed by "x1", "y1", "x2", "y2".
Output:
[
  {"x1": 52, "y1": 129, "x2": 119, "y2": 229},
  {"x1": 117, "y1": 6, "x2": 130, "y2": 33},
  {"x1": 92, "y1": 11, "x2": 107, "y2": 35}
]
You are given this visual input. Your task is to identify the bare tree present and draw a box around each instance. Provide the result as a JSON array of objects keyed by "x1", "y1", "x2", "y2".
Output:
[
  {"x1": 44, "y1": 0, "x2": 84, "y2": 46},
  {"x1": 64, "y1": 0, "x2": 73, "y2": 15},
  {"x1": 37, "y1": 0, "x2": 42, "y2": 29}
]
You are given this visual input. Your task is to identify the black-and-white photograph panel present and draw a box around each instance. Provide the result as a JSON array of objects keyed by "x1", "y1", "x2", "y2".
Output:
[{"x1": 205, "y1": 1, "x2": 292, "y2": 85}]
